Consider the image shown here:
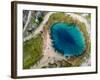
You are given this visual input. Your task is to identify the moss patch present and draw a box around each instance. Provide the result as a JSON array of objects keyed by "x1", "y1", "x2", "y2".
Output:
[{"x1": 23, "y1": 34, "x2": 43, "y2": 69}]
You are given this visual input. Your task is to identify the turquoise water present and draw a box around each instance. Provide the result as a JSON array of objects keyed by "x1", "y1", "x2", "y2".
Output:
[{"x1": 50, "y1": 22, "x2": 86, "y2": 57}]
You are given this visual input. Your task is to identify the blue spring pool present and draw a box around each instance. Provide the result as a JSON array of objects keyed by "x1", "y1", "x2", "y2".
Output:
[{"x1": 50, "y1": 22, "x2": 86, "y2": 57}]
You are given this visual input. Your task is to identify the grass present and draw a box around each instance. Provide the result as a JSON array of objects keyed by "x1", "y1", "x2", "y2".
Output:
[{"x1": 23, "y1": 34, "x2": 43, "y2": 69}]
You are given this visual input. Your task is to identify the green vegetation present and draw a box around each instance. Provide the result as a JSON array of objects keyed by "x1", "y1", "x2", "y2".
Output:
[
  {"x1": 85, "y1": 14, "x2": 91, "y2": 21},
  {"x1": 31, "y1": 16, "x2": 43, "y2": 25},
  {"x1": 50, "y1": 13, "x2": 73, "y2": 24},
  {"x1": 23, "y1": 34, "x2": 43, "y2": 69},
  {"x1": 38, "y1": 16, "x2": 43, "y2": 23},
  {"x1": 31, "y1": 18, "x2": 38, "y2": 24}
]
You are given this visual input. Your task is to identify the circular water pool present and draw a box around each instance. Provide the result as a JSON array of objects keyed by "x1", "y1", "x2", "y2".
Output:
[{"x1": 50, "y1": 22, "x2": 86, "y2": 57}]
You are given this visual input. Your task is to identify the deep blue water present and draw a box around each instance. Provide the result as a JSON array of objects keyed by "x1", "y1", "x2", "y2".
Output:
[{"x1": 50, "y1": 22, "x2": 86, "y2": 57}]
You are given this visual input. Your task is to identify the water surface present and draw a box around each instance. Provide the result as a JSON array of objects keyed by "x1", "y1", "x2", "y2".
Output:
[{"x1": 50, "y1": 22, "x2": 86, "y2": 56}]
